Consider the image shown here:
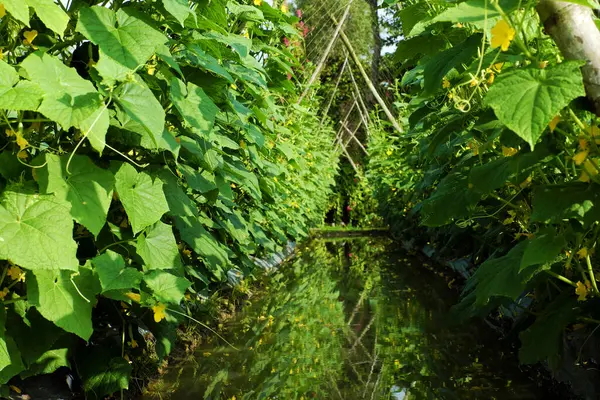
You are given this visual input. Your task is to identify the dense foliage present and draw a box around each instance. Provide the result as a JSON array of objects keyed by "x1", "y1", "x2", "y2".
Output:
[
  {"x1": 0, "y1": 0, "x2": 338, "y2": 397},
  {"x1": 365, "y1": 0, "x2": 600, "y2": 386}
]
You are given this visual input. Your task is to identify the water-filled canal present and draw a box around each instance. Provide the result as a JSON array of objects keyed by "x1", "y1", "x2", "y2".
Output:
[{"x1": 144, "y1": 235, "x2": 570, "y2": 399}]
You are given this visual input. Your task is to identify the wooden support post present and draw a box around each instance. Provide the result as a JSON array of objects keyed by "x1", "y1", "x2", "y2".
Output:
[
  {"x1": 336, "y1": 136, "x2": 361, "y2": 176},
  {"x1": 332, "y1": 101, "x2": 357, "y2": 145},
  {"x1": 297, "y1": 0, "x2": 354, "y2": 104},
  {"x1": 342, "y1": 120, "x2": 369, "y2": 155},
  {"x1": 320, "y1": 56, "x2": 349, "y2": 124},
  {"x1": 330, "y1": 14, "x2": 403, "y2": 134},
  {"x1": 346, "y1": 58, "x2": 371, "y2": 127}
]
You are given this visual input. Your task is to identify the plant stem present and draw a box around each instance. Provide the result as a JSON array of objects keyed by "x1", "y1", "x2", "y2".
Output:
[{"x1": 546, "y1": 270, "x2": 578, "y2": 287}]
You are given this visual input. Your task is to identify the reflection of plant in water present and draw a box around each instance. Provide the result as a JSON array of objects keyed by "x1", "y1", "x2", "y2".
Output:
[
  {"x1": 150, "y1": 237, "x2": 548, "y2": 399},
  {"x1": 199, "y1": 242, "x2": 348, "y2": 399}
]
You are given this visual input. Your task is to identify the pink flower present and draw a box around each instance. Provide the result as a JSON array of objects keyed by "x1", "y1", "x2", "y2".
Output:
[
  {"x1": 346, "y1": 205, "x2": 352, "y2": 211},
  {"x1": 283, "y1": 37, "x2": 290, "y2": 47},
  {"x1": 348, "y1": 253, "x2": 353, "y2": 258},
  {"x1": 287, "y1": 72, "x2": 292, "y2": 80},
  {"x1": 296, "y1": 9, "x2": 302, "y2": 18}
]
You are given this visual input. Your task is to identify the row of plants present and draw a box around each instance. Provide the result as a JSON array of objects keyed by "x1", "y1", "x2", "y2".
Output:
[
  {"x1": 365, "y1": 0, "x2": 600, "y2": 393},
  {"x1": 0, "y1": 0, "x2": 339, "y2": 397}
]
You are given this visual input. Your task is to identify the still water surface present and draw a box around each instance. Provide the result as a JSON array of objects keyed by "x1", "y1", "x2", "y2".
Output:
[{"x1": 144, "y1": 235, "x2": 565, "y2": 399}]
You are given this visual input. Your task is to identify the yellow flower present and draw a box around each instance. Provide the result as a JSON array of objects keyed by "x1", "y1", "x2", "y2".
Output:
[
  {"x1": 7, "y1": 266, "x2": 25, "y2": 282},
  {"x1": 487, "y1": 72, "x2": 495, "y2": 85},
  {"x1": 23, "y1": 30, "x2": 38, "y2": 49},
  {"x1": 254, "y1": 0, "x2": 262, "y2": 5},
  {"x1": 152, "y1": 303, "x2": 167, "y2": 322},
  {"x1": 469, "y1": 77, "x2": 478, "y2": 87},
  {"x1": 549, "y1": 115, "x2": 560, "y2": 132},
  {"x1": 539, "y1": 60, "x2": 548, "y2": 69},
  {"x1": 17, "y1": 150, "x2": 28, "y2": 160},
  {"x1": 147, "y1": 65, "x2": 156, "y2": 75},
  {"x1": 129, "y1": 339, "x2": 138, "y2": 348},
  {"x1": 492, "y1": 62, "x2": 504, "y2": 72},
  {"x1": 0, "y1": 49, "x2": 4, "y2": 61},
  {"x1": 490, "y1": 20, "x2": 515, "y2": 51},
  {"x1": 15, "y1": 132, "x2": 28, "y2": 151},
  {"x1": 442, "y1": 78, "x2": 451, "y2": 88},
  {"x1": 280, "y1": 3, "x2": 289, "y2": 13},
  {"x1": 573, "y1": 150, "x2": 589, "y2": 165},
  {"x1": 386, "y1": 149, "x2": 393, "y2": 156},
  {"x1": 584, "y1": 158, "x2": 599, "y2": 179},
  {"x1": 577, "y1": 247, "x2": 589, "y2": 259},
  {"x1": 579, "y1": 170, "x2": 591, "y2": 182},
  {"x1": 125, "y1": 292, "x2": 141, "y2": 303},
  {"x1": 502, "y1": 146, "x2": 517, "y2": 156},
  {"x1": 576, "y1": 281, "x2": 590, "y2": 301},
  {"x1": 0, "y1": 4, "x2": 5, "y2": 18},
  {"x1": 0, "y1": 287, "x2": 9, "y2": 300}
]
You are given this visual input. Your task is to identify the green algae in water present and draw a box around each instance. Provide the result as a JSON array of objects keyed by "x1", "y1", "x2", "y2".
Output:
[{"x1": 143, "y1": 237, "x2": 560, "y2": 399}]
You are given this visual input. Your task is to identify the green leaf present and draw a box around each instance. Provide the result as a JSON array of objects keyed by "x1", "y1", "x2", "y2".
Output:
[
  {"x1": 115, "y1": 74, "x2": 165, "y2": 145},
  {"x1": 158, "y1": 170, "x2": 199, "y2": 218},
  {"x1": 76, "y1": 6, "x2": 167, "y2": 69},
  {"x1": 0, "y1": 308, "x2": 24, "y2": 384},
  {"x1": 520, "y1": 232, "x2": 565, "y2": 272},
  {"x1": 180, "y1": 165, "x2": 218, "y2": 193},
  {"x1": 79, "y1": 105, "x2": 110, "y2": 155},
  {"x1": 162, "y1": 0, "x2": 192, "y2": 25},
  {"x1": 186, "y1": 44, "x2": 234, "y2": 82},
  {"x1": 562, "y1": 0, "x2": 599, "y2": 8},
  {"x1": 175, "y1": 215, "x2": 229, "y2": 271},
  {"x1": 531, "y1": 182, "x2": 600, "y2": 226},
  {"x1": 26, "y1": 0, "x2": 69, "y2": 36},
  {"x1": 433, "y1": 0, "x2": 520, "y2": 27},
  {"x1": 136, "y1": 222, "x2": 183, "y2": 271},
  {"x1": 204, "y1": 31, "x2": 251, "y2": 58},
  {"x1": 114, "y1": 163, "x2": 169, "y2": 234},
  {"x1": 469, "y1": 145, "x2": 550, "y2": 193},
  {"x1": 94, "y1": 49, "x2": 132, "y2": 86},
  {"x1": 469, "y1": 241, "x2": 549, "y2": 306},
  {"x1": 421, "y1": 173, "x2": 480, "y2": 226},
  {"x1": 170, "y1": 77, "x2": 219, "y2": 135},
  {"x1": 92, "y1": 251, "x2": 143, "y2": 293},
  {"x1": 423, "y1": 34, "x2": 482, "y2": 94},
  {"x1": 81, "y1": 354, "x2": 132, "y2": 400},
  {"x1": 3, "y1": 0, "x2": 30, "y2": 25},
  {"x1": 227, "y1": 1, "x2": 264, "y2": 21},
  {"x1": 38, "y1": 154, "x2": 114, "y2": 237},
  {"x1": 394, "y1": 33, "x2": 446, "y2": 64},
  {"x1": 485, "y1": 62, "x2": 585, "y2": 149},
  {"x1": 144, "y1": 270, "x2": 191, "y2": 304},
  {"x1": 21, "y1": 52, "x2": 102, "y2": 130},
  {"x1": 398, "y1": 3, "x2": 429, "y2": 36},
  {"x1": 0, "y1": 190, "x2": 78, "y2": 271},
  {"x1": 0, "y1": 60, "x2": 43, "y2": 111},
  {"x1": 28, "y1": 265, "x2": 101, "y2": 340},
  {"x1": 519, "y1": 296, "x2": 578, "y2": 364}
]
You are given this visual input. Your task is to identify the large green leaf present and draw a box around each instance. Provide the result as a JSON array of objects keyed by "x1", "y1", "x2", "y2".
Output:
[
  {"x1": 0, "y1": 60, "x2": 43, "y2": 111},
  {"x1": 80, "y1": 351, "x2": 132, "y2": 400},
  {"x1": 38, "y1": 154, "x2": 114, "y2": 237},
  {"x1": 421, "y1": 173, "x2": 480, "y2": 226},
  {"x1": 531, "y1": 182, "x2": 600, "y2": 226},
  {"x1": 433, "y1": 0, "x2": 519, "y2": 28},
  {"x1": 144, "y1": 270, "x2": 191, "y2": 304},
  {"x1": 0, "y1": 308, "x2": 24, "y2": 384},
  {"x1": 28, "y1": 266, "x2": 101, "y2": 340},
  {"x1": 0, "y1": 190, "x2": 78, "y2": 271},
  {"x1": 115, "y1": 74, "x2": 165, "y2": 145},
  {"x1": 519, "y1": 297, "x2": 578, "y2": 365},
  {"x1": 469, "y1": 145, "x2": 550, "y2": 193},
  {"x1": 92, "y1": 251, "x2": 143, "y2": 293},
  {"x1": 3, "y1": 0, "x2": 30, "y2": 25},
  {"x1": 114, "y1": 163, "x2": 169, "y2": 234},
  {"x1": 423, "y1": 34, "x2": 482, "y2": 94},
  {"x1": 469, "y1": 241, "x2": 549, "y2": 306},
  {"x1": 170, "y1": 77, "x2": 219, "y2": 135},
  {"x1": 520, "y1": 231, "x2": 565, "y2": 272},
  {"x1": 76, "y1": 6, "x2": 167, "y2": 69},
  {"x1": 21, "y1": 52, "x2": 102, "y2": 130},
  {"x1": 485, "y1": 62, "x2": 585, "y2": 149},
  {"x1": 79, "y1": 103, "x2": 110, "y2": 156},
  {"x1": 136, "y1": 222, "x2": 182, "y2": 270},
  {"x1": 175, "y1": 215, "x2": 229, "y2": 271},
  {"x1": 26, "y1": 0, "x2": 69, "y2": 36},
  {"x1": 162, "y1": 0, "x2": 192, "y2": 25}
]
